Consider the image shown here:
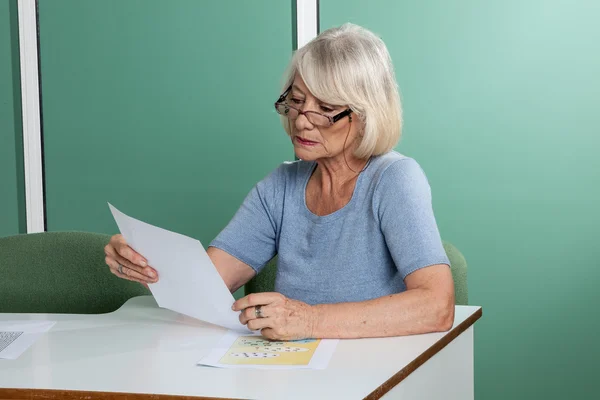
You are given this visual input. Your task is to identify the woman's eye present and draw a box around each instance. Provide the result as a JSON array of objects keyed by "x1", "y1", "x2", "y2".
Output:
[
  {"x1": 290, "y1": 98, "x2": 304, "y2": 104},
  {"x1": 320, "y1": 106, "x2": 334, "y2": 113}
]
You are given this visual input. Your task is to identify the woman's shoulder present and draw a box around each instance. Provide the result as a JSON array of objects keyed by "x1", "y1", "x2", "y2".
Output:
[
  {"x1": 368, "y1": 151, "x2": 426, "y2": 185},
  {"x1": 368, "y1": 151, "x2": 432, "y2": 211}
]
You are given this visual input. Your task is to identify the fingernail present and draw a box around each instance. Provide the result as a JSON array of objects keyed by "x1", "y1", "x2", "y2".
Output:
[
  {"x1": 231, "y1": 305, "x2": 236, "y2": 311},
  {"x1": 140, "y1": 260, "x2": 147, "y2": 267},
  {"x1": 149, "y1": 270, "x2": 156, "y2": 278}
]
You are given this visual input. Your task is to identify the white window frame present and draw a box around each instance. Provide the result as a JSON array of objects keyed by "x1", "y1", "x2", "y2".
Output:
[
  {"x1": 17, "y1": 0, "x2": 45, "y2": 233},
  {"x1": 296, "y1": 0, "x2": 318, "y2": 49}
]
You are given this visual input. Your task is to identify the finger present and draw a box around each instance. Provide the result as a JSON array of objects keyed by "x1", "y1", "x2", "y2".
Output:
[
  {"x1": 232, "y1": 292, "x2": 283, "y2": 311},
  {"x1": 247, "y1": 317, "x2": 272, "y2": 331},
  {"x1": 113, "y1": 236, "x2": 148, "y2": 268},
  {"x1": 239, "y1": 305, "x2": 270, "y2": 325},
  {"x1": 108, "y1": 247, "x2": 156, "y2": 280},
  {"x1": 106, "y1": 246, "x2": 157, "y2": 281},
  {"x1": 118, "y1": 260, "x2": 157, "y2": 283},
  {"x1": 115, "y1": 252, "x2": 158, "y2": 281},
  {"x1": 106, "y1": 257, "x2": 148, "y2": 285}
]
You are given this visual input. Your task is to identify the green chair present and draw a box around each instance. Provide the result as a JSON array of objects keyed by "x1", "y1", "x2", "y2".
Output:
[
  {"x1": 246, "y1": 241, "x2": 468, "y2": 305},
  {"x1": 0, "y1": 231, "x2": 149, "y2": 314}
]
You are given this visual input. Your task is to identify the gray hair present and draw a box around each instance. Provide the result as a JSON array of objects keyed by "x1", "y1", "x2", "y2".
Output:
[{"x1": 281, "y1": 23, "x2": 402, "y2": 158}]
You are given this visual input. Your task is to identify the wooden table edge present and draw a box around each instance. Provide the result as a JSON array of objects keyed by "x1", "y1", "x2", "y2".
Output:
[
  {"x1": 363, "y1": 306, "x2": 483, "y2": 400},
  {"x1": 0, "y1": 388, "x2": 244, "y2": 400}
]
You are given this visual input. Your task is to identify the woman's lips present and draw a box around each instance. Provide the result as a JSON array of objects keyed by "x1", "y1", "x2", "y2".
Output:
[{"x1": 295, "y1": 137, "x2": 318, "y2": 146}]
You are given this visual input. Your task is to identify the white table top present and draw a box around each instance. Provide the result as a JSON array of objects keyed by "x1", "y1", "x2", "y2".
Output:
[{"x1": 0, "y1": 296, "x2": 481, "y2": 400}]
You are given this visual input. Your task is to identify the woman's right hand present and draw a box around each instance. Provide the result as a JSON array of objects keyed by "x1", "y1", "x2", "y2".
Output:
[{"x1": 104, "y1": 234, "x2": 158, "y2": 287}]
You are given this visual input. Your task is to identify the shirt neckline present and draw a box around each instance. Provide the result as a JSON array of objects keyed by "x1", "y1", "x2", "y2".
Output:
[{"x1": 301, "y1": 159, "x2": 370, "y2": 224}]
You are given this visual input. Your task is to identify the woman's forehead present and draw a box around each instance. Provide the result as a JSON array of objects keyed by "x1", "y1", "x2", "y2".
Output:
[
  {"x1": 290, "y1": 74, "x2": 346, "y2": 107},
  {"x1": 291, "y1": 75, "x2": 310, "y2": 93},
  {"x1": 291, "y1": 75, "x2": 329, "y2": 103}
]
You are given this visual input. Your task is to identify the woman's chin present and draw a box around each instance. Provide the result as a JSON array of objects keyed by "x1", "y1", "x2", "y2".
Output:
[{"x1": 293, "y1": 147, "x2": 320, "y2": 161}]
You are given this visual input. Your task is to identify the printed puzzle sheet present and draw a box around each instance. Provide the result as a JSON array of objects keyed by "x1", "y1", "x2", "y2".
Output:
[
  {"x1": 198, "y1": 331, "x2": 338, "y2": 370},
  {"x1": 220, "y1": 336, "x2": 320, "y2": 366}
]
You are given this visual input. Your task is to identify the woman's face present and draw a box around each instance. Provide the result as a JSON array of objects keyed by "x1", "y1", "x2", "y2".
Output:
[{"x1": 288, "y1": 75, "x2": 361, "y2": 162}]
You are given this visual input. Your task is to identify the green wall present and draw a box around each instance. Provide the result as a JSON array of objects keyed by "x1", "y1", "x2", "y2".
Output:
[
  {"x1": 38, "y1": 0, "x2": 293, "y2": 246},
  {"x1": 4, "y1": 0, "x2": 599, "y2": 396},
  {"x1": 322, "y1": 1, "x2": 600, "y2": 398},
  {"x1": 0, "y1": 0, "x2": 25, "y2": 238}
]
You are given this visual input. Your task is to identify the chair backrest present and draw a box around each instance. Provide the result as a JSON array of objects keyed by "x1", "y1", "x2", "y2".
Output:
[
  {"x1": 0, "y1": 231, "x2": 149, "y2": 314},
  {"x1": 245, "y1": 240, "x2": 468, "y2": 305}
]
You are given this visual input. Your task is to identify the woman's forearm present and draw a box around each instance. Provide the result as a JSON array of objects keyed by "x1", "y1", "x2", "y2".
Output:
[
  {"x1": 207, "y1": 247, "x2": 256, "y2": 293},
  {"x1": 310, "y1": 288, "x2": 455, "y2": 339}
]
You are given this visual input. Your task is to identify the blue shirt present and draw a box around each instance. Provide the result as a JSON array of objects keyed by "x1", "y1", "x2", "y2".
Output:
[{"x1": 210, "y1": 151, "x2": 449, "y2": 305}]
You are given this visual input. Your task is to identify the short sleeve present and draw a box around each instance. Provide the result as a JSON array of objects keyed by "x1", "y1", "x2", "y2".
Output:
[
  {"x1": 209, "y1": 165, "x2": 285, "y2": 272},
  {"x1": 374, "y1": 158, "x2": 450, "y2": 279}
]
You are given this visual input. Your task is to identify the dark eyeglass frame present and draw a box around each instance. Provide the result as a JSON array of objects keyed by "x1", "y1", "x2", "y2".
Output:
[{"x1": 274, "y1": 85, "x2": 353, "y2": 126}]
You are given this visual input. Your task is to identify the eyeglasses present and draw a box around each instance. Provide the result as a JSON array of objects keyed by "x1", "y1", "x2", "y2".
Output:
[{"x1": 274, "y1": 85, "x2": 352, "y2": 127}]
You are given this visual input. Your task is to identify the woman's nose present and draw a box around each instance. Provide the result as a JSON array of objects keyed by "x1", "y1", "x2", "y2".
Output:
[{"x1": 295, "y1": 111, "x2": 314, "y2": 131}]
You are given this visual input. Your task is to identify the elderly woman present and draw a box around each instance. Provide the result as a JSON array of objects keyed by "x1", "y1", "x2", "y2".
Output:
[{"x1": 104, "y1": 23, "x2": 455, "y2": 340}]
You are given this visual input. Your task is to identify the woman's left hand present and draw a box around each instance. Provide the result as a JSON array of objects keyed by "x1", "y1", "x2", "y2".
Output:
[{"x1": 232, "y1": 292, "x2": 316, "y2": 340}]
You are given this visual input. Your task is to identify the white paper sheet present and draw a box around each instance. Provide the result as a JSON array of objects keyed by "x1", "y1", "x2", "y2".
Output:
[
  {"x1": 109, "y1": 203, "x2": 248, "y2": 332},
  {"x1": 0, "y1": 320, "x2": 56, "y2": 359},
  {"x1": 198, "y1": 330, "x2": 338, "y2": 370}
]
